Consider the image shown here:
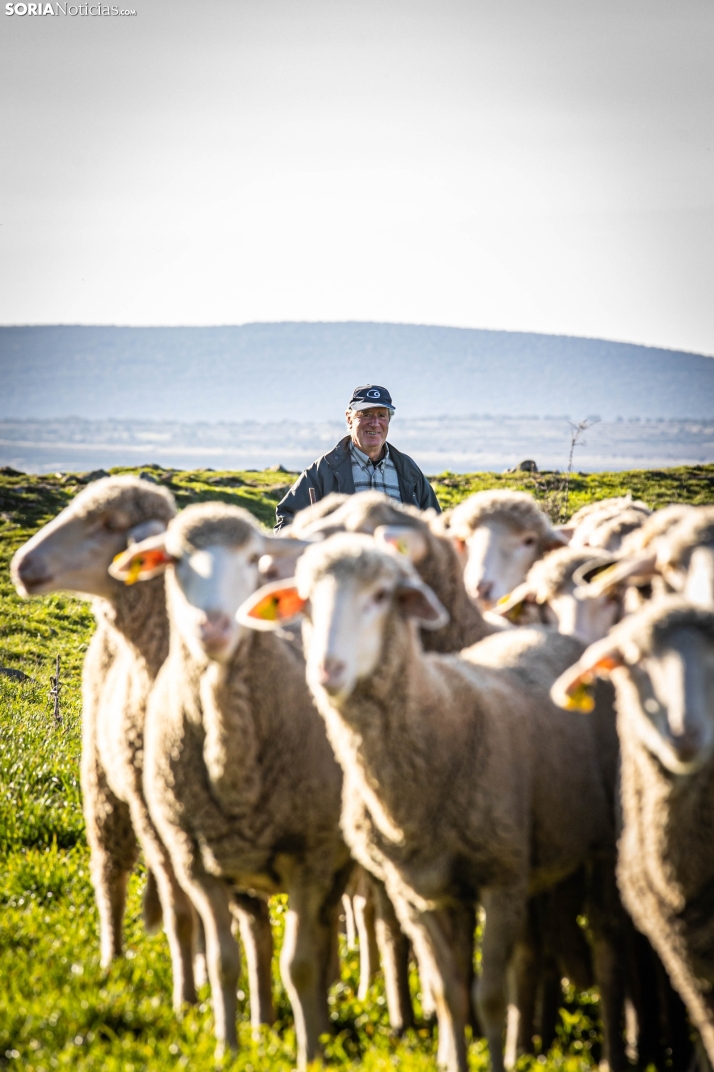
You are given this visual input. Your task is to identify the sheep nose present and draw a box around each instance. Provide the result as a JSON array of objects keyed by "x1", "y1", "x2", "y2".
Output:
[
  {"x1": 15, "y1": 553, "x2": 51, "y2": 590},
  {"x1": 671, "y1": 730, "x2": 702, "y2": 764},
  {"x1": 318, "y1": 656, "x2": 348, "y2": 695},
  {"x1": 199, "y1": 611, "x2": 233, "y2": 650},
  {"x1": 476, "y1": 580, "x2": 493, "y2": 604}
]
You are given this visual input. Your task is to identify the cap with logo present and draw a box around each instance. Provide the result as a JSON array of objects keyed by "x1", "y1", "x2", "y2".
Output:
[{"x1": 348, "y1": 385, "x2": 395, "y2": 413}]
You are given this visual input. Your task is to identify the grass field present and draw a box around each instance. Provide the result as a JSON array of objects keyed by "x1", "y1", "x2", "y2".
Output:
[{"x1": 1, "y1": 463, "x2": 712, "y2": 1071}]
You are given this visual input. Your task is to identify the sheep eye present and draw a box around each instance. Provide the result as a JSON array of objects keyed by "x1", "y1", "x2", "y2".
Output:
[
  {"x1": 373, "y1": 589, "x2": 390, "y2": 604},
  {"x1": 522, "y1": 536, "x2": 536, "y2": 547}
]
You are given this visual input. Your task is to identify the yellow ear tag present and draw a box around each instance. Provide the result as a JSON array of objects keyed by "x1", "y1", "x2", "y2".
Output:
[
  {"x1": 125, "y1": 559, "x2": 143, "y2": 586},
  {"x1": 563, "y1": 681, "x2": 596, "y2": 713}
]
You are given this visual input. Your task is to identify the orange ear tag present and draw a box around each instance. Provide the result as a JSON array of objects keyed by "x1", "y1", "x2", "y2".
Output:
[{"x1": 248, "y1": 588, "x2": 306, "y2": 622}]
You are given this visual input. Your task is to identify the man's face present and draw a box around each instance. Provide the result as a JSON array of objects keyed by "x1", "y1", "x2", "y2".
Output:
[{"x1": 347, "y1": 407, "x2": 391, "y2": 458}]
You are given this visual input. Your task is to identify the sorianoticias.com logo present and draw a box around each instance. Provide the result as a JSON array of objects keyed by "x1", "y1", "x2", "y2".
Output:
[{"x1": 5, "y1": 3, "x2": 137, "y2": 13}]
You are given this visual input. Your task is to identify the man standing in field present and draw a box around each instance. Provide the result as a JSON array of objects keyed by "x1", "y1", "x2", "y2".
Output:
[{"x1": 275, "y1": 385, "x2": 441, "y2": 530}]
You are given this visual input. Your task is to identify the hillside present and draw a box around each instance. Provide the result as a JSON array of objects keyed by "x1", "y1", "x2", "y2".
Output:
[{"x1": 2, "y1": 323, "x2": 714, "y2": 423}]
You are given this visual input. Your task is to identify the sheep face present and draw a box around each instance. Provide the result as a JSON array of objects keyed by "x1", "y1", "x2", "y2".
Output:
[
  {"x1": 166, "y1": 541, "x2": 264, "y2": 663},
  {"x1": 620, "y1": 627, "x2": 714, "y2": 775},
  {"x1": 110, "y1": 503, "x2": 298, "y2": 664},
  {"x1": 461, "y1": 519, "x2": 543, "y2": 609},
  {"x1": 11, "y1": 476, "x2": 174, "y2": 600},
  {"x1": 293, "y1": 535, "x2": 448, "y2": 704},
  {"x1": 552, "y1": 602, "x2": 714, "y2": 776}
]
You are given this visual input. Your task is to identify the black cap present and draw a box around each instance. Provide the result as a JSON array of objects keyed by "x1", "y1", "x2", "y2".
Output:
[{"x1": 348, "y1": 385, "x2": 395, "y2": 412}]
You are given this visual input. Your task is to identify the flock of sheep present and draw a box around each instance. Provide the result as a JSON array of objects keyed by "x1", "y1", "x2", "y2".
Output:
[{"x1": 9, "y1": 475, "x2": 714, "y2": 1072}]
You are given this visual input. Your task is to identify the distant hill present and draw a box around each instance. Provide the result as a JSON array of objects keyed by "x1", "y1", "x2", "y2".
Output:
[{"x1": 2, "y1": 323, "x2": 713, "y2": 421}]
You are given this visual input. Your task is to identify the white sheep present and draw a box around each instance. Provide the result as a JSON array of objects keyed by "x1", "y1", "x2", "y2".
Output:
[
  {"x1": 238, "y1": 535, "x2": 629, "y2": 1072},
  {"x1": 112, "y1": 502, "x2": 412, "y2": 1067},
  {"x1": 10, "y1": 477, "x2": 200, "y2": 1010},
  {"x1": 551, "y1": 597, "x2": 714, "y2": 1066},
  {"x1": 443, "y1": 490, "x2": 566, "y2": 610}
]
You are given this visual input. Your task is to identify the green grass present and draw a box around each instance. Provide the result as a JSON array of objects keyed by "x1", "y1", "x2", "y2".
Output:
[{"x1": 1, "y1": 463, "x2": 712, "y2": 1070}]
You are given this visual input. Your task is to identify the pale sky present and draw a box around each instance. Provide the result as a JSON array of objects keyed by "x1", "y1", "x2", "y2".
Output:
[{"x1": 1, "y1": 0, "x2": 714, "y2": 355}]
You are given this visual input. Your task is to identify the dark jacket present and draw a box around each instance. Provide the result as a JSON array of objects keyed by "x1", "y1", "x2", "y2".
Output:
[{"x1": 275, "y1": 436, "x2": 441, "y2": 531}]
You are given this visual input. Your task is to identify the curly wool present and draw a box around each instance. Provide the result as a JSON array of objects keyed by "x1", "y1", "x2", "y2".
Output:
[
  {"x1": 69, "y1": 475, "x2": 176, "y2": 526},
  {"x1": 568, "y1": 496, "x2": 650, "y2": 528},
  {"x1": 166, "y1": 502, "x2": 262, "y2": 554},
  {"x1": 660, "y1": 507, "x2": 714, "y2": 570},
  {"x1": 525, "y1": 547, "x2": 613, "y2": 603},
  {"x1": 297, "y1": 532, "x2": 408, "y2": 595},
  {"x1": 446, "y1": 490, "x2": 558, "y2": 543},
  {"x1": 619, "y1": 504, "x2": 695, "y2": 556}
]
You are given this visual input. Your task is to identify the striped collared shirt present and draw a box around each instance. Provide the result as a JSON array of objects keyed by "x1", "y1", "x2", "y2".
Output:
[{"x1": 349, "y1": 441, "x2": 402, "y2": 503}]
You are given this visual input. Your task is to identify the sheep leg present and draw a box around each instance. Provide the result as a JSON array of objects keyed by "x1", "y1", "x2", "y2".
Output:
[
  {"x1": 342, "y1": 893, "x2": 357, "y2": 949},
  {"x1": 127, "y1": 798, "x2": 198, "y2": 1009},
  {"x1": 186, "y1": 875, "x2": 240, "y2": 1054},
  {"x1": 232, "y1": 892, "x2": 275, "y2": 1029},
  {"x1": 82, "y1": 750, "x2": 138, "y2": 967},
  {"x1": 587, "y1": 862, "x2": 628, "y2": 1072},
  {"x1": 476, "y1": 886, "x2": 526, "y2": 1072},
  {"x1": 354, "y1": 880, "x2": 380, "y2": 1001},
  {"x1": 281, "y1": 878, "x2": 333, "y2": 1070},
  {"x1": 413, "y1": 903, "x2": 474, "y2": 1072},
  {"x1": 91, "y1": 847, "x2": 133, "y2": 967},
  {"x1": 372, "y1": 878, "x2": 415, "y2": 1033},
  {"x1": 505, "y1": 908, "x2": 539, "y2": 1066}
]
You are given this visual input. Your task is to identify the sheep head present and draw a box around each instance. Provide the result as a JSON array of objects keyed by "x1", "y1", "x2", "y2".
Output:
[
  {"x1": 445, "y1": 490, "x2": 565, "y2": 610},
  {"x1": 238, "y1": 533, "x2": 448, "y2": 704},
  {"x1": 551, "y1": 598, "x2": 714, "y2": 775},
  {"x1": 111, "y1": 502, "x2": 310, "y2": 663},
  {"x1": 11, "y1": 475, "x2": 176, "y2": 600}
]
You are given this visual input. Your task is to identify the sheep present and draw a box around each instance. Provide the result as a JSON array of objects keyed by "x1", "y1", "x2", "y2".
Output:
[
  {"x1": 551, "y1": 597, "x2": 714, "y2": 1065},
  {"x1": 238, "y1": 535, "x2": 628, "y2": 1072},
  {"x1": 442, "y1": 490, "x2": 566, "y2": 610},
  {"x1": 111, "y1": 502, "x2": 413, "y2": 1066},
  {"x1": 9, "y1": 477, "x2": 200, "y2": 1010}
]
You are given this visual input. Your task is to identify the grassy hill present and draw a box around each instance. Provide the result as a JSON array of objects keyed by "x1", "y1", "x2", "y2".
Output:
[{"x1": 1, "y1": 463, "x2": 712, "y2": 1071}]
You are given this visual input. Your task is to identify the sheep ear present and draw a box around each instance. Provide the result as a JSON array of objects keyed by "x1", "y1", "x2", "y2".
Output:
[
  {"x1": 127, "y1": 519, "x2": 169, "y2": 545},
  {"x1": 586, "y1": 553, "x2": 657, "y2": 597},
  {"x1": 258, "y1": 536, "x2": 314, "y2": 582},
  {"x1": 375, "y1": 525, "x2": 429, "y2": 563},
  {"x1": 554, "y1": 525, "x2": 575, "y2": 544},
  {"x1": 685, "y1": 546, "x2": 714, "y2": 608},
  {"x1": 236, "y1": 579, "x2": 307, "y2": 631},
  {"x1": 571, "y1": 557, "x2": 617, "y2": 589},
  {"x1": 495, "y1": 582, "x2": 536, "y2": 623},
  {"x1": 109, "y1": 534, "x2": 175, "y2": 584},
  {"x1": 396, "y1": 579, "x2": 449, "y2": 631},
  {"x1": 544, "y1": 531, "x2": 570, "y2": 551},
  {"x1": 550, "y1": 640, "x2": 624, "y2": 712}
]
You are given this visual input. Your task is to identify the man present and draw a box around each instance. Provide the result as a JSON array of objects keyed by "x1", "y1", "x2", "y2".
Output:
[{"x1": 275, "y1": 384, "x2": 441, "y2": 530}]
